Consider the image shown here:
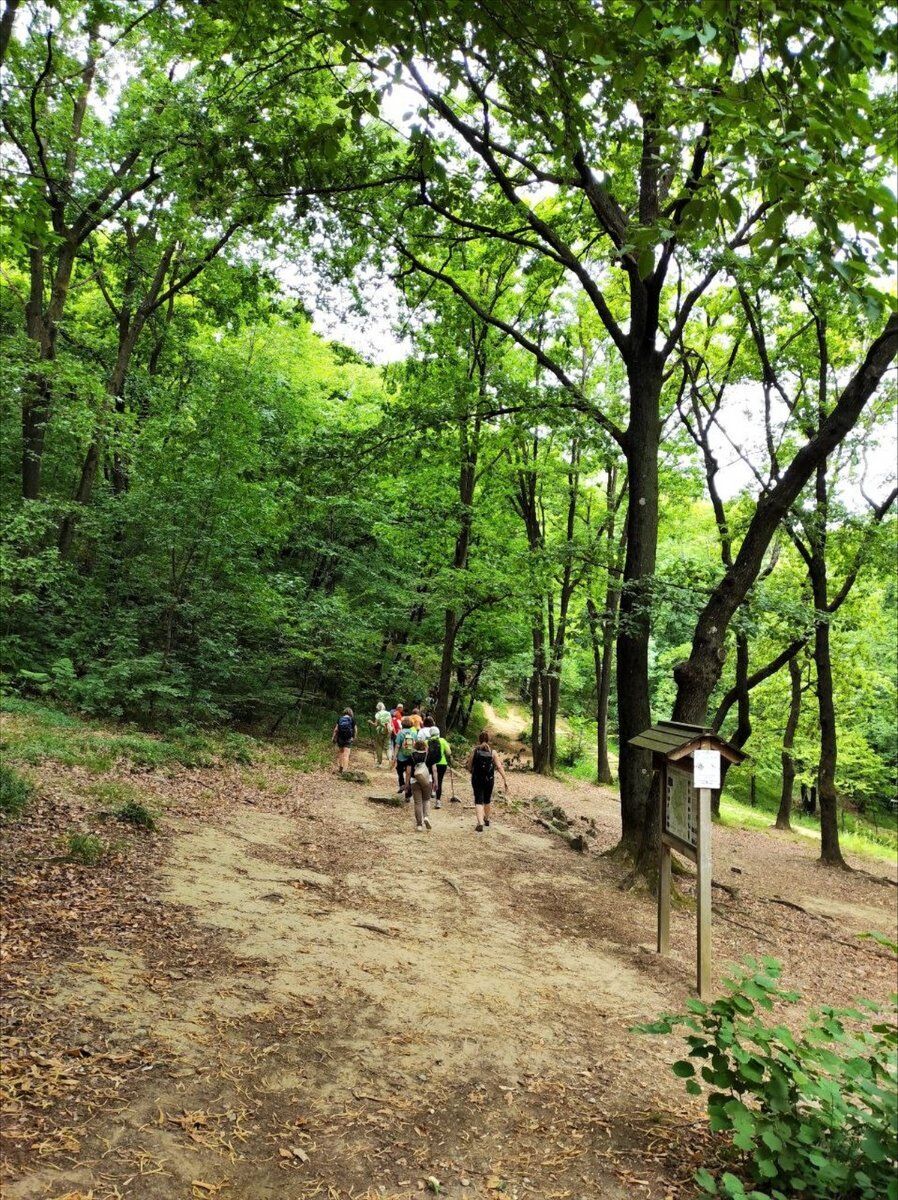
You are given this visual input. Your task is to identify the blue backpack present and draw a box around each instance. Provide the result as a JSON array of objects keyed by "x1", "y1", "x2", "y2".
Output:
[{"x1": 337, "y1": 714, "x2": 354, "y2": 740}]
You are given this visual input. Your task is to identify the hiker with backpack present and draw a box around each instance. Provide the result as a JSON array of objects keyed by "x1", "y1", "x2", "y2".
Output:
[
  {"x1": 389, "y1": 704, "x2": 404, "y2": 764},
  {"x1": 369, "y1": 701, "x2": 392, "y2": 766},
  {"x1": 332, "y1": 708, "x2": 357, "y2": 773},
  {"x1": 409, "y1": 737, "x2": 434, "y2": 832},
  {"x1": 465, "y1": 730, "x2": 508, "y2": 832},
  {"x1": 435, "y1": 731, "x2": 453, "y2": 802},
  {"x1": 394, "y1": 715, "x2": 418, "y2": 795},
  {"x1": 423, "y1": 725, "x2": 443, "y2": 806}
]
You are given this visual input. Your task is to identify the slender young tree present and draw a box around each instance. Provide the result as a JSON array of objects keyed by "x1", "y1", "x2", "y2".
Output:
[{"x1": 775, "y1": 653, "x2": 809, "y2": 832}]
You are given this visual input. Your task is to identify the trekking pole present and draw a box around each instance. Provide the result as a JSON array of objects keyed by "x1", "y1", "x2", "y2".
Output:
[{"x1": 448, "y1": 764, "x2": 458, "y2": 802}]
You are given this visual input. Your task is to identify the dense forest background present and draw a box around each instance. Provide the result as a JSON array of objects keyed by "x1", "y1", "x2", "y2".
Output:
[{"x1": 1, "y1": 0, "x2": 896, "y2": 861}]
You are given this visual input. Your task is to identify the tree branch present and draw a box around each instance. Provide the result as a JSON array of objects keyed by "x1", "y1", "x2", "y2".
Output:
[
  {"x1": 712, "y1": 636, "x2": 809, "y2": 730},
  {"x1": 395, "y1": 241, "x2": 625, "y2": 447}
]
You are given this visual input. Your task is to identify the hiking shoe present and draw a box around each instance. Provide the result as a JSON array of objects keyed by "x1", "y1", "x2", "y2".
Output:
[
  {"x1": 475, "y1": 823, "x2": 484, "y2": 832},
  {"x1": 484, "y1": 819, "x2": 490, "y2": 827},
  {"x1": 434, "y1": 800, "x2": 442, "y2": 809},
  {"x1": 423, "y1": 816, "x2": 432, "y2": 831},
  {"x1": 415, "y1": 824, "x2": 425, "y2": 832}
]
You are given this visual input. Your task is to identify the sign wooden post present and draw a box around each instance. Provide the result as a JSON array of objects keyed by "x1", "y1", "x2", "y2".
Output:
[
  {"x1": 693, "y1": 742, "x2": 719, "y2": 999},
  {"x1": 695, "y1": 784, "x2": 713, "y2": 999},
  {"x1": 629, "y1": 722, "x2": 745, "y2": 1002},
  {"x1": 657, "y1": 823, "x2": 671, "y2": 955}
]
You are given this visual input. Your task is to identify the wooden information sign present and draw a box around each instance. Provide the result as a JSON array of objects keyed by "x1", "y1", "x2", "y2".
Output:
[
  {"x1": 629, "y1": 722, "x2": 745, "y2": 999},
  {"x1": 664, "y1": 765, "x2": 697, "y2": 855}
]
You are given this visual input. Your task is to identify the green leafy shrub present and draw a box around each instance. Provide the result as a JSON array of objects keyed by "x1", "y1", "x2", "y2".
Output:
[
  {"x1": 0, "y1": 764, "x2": 32, "y2": 818},
  {"x1": 556, "y1": 730, "x2": 585, "y2": 768},
  {"x1": 16, "y1": 657, "x2": 77, "y2": 697},
  {"x1": 116, "y1": 799, "x2": 156, "y2": 830},
  {"x1": 66, "y1": 833, "x2": 107, "y2": 865},
  {"x1": 637, "y1": 957, "x2": 898, "y2": 1200}
]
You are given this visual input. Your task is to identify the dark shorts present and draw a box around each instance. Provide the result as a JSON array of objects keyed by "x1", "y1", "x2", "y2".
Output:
[
  {"x1": 472, "y1": 778, "x2": 494, "y2": 806},
  {"x1": 337, "y1": 738, "x2": 353, "y2": 749}
]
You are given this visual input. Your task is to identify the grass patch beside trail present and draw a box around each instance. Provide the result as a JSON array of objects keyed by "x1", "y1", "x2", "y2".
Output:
[
  {"x1": 1, "y1": 695, "x2": 258, "y2": 772},
  {"x1": 1, "y1": 694, "x2": 346, "y2": 780},
  {"x1": 269, "y1": 715, "x2": 337, "y2": 772},
  {"x1": 467, "y1": 701, "x2": 488, "y2": 735},
  {"x1": 561, "y1": 756, "x2": 620, "y2": 787},
  {"x1": 66, "y1": 832, "x2": 109, "y2": 865},
  {"x1": 557, "y1": 729, "x2": 619, "y2": 788},
  {"x1": 718, "y1": 795, "x2": 897, "y2": 863},
  {"x1": 0, "y1": 763, "x2": 33, "y2": 818}
]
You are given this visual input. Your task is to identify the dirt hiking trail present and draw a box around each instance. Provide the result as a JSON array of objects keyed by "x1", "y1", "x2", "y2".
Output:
[{"x1": 2, "y1": 741, "x2": 896, "y2": 1200}]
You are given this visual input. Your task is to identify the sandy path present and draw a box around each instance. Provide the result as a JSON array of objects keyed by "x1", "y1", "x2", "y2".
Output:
[
  {"x1": 4, "y1": 754, "x2": 673, "y2": 1199},
  {"x1": 479, "y1": 703, "x2": 530, "y2": 743}
]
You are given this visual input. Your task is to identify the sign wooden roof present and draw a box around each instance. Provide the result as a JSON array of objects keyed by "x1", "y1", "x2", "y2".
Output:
[{"x1": 628, "y1": 720, "x2": 747, "y2": 764}]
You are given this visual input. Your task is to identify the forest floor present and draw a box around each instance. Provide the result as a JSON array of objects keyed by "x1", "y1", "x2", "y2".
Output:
[{"x1": 2, "y1": 710, "x2": 897, "y2": 1200}]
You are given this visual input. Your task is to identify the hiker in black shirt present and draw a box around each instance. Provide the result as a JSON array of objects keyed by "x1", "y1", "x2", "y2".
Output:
[{"x1": 466, "y1": 729, "x2": 508, "y2": 832}]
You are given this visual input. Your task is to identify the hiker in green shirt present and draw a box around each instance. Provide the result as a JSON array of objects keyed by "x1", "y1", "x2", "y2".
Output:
[
  {"x1": 435, "y1": 732, "x2": 453, "y2": 803},
  {"x1": 369, "y1": 701, "x2": 391, "y2": 766}
]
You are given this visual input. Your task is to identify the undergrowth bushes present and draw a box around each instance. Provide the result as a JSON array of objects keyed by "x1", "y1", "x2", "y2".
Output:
[
  {"x1": 115, "y1": 799, "x2": 157, "y2": 830},
  {"x1": 637, "y1": 957, "x2": 898, "y2": 1200}
]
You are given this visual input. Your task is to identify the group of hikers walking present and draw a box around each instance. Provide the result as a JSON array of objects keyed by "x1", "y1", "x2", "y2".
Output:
[{"x1": 331, "y1": 701, "x2": 508, "y2": 833}]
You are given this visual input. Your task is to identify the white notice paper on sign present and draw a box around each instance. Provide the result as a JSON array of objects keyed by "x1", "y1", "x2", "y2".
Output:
[{"x1": 693, "y1": 749, "x2": 721, "y2": 789}]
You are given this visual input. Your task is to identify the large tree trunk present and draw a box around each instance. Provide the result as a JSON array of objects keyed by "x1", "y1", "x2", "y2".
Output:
[
  {"x1": 617, "y1": 355, "x2": 662, "y2": 863},
  {"x1": 775, "y1": 655, "x2": 802, "y2": 830},
  {"x1": 546, "y1": 668, "x2": 560, "y2": 772},
  {"x1": 435, "y1": 608, "x2": 460, "y2": 730},
  {"x1": 713, "y1": 629, "x2": 751, "y2": 814},
  {"x1": 810, "y1": 553, "x2": 847, "y2": 867}
]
